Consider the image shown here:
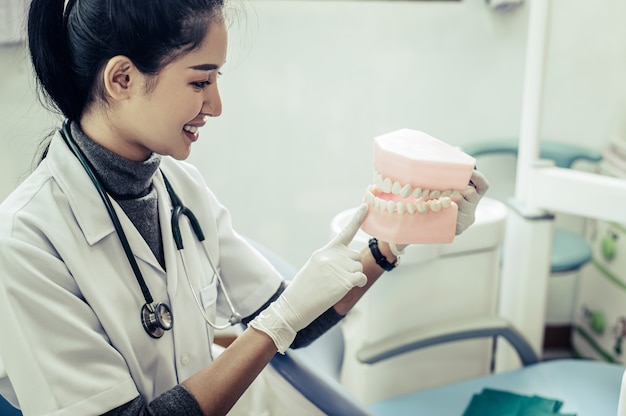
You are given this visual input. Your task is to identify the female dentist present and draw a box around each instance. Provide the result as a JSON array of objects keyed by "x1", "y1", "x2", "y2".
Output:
[{"x1": 0, "y1": 0, "x2": 489, "y2": 415}]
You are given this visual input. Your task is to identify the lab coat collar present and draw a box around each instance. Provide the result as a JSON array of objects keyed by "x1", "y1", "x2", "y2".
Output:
[
  {"x1": 46, "y1": 133, "x2": 116, "y2": 245},
  {"x1": 45, "y1": 133, "x2": 165, "y2": 272}
]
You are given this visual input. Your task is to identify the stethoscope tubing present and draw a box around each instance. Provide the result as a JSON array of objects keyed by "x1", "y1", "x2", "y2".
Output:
[
  {"x1": 60, "y1": 120, "x2": 155, "y2": 306},
  {"x1": 162, "y1": 166, "x2": 242, "y2": 329}
]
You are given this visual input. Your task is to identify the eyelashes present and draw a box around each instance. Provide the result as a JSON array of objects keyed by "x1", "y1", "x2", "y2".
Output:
[{"x1": 192, "y1": 71, "x2": 223, "y2": 90}]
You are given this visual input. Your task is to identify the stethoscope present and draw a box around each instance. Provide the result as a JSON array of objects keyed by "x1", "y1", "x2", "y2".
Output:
[{"x1": 59, "y1": 119, "x2": 242, "y2": 338}]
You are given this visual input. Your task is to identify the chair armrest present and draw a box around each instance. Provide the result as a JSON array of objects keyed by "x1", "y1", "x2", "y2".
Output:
[
  {"x1": 270, "y1": 351, "x2": 371, "y2": 416},
  {"x1": 356, "y1": 316, "x2": 540, "y2": 366}
]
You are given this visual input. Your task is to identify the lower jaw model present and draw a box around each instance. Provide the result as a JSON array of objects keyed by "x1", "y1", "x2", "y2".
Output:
[{"x1": 360, "y1": 129, "x2": 476, "y2": 245}]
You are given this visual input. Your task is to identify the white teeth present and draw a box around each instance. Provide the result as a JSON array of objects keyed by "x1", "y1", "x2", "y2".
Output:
[
  {"x1": 375, "y1": 173, "x2": 383, "y2": 188},
  {"x1": 430, "y1": 199, "x2": 442, "y2": 212},
  {"x1": 184, "y1": 125, "x2": 198, "y2": 133},
  {"x1": 391, "y1": 181, "x2": 402, "y2": 195},
  {"x1": 368, "y1": 171, "x2": 458, "y2": 215},
  {"x1": 382, "y1": 178, "x2": 392, "y2": 193},
  {"x1": 202, "y1": 115, "x2": 209, "y2": 123},
  {"x1": 400, "y1": 184, "x2": 412, "y2": 198}
]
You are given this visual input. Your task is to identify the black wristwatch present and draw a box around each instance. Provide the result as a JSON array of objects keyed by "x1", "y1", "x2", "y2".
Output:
[{"x1": 368, "y1": 238, "x2": 398, "y2": 272}]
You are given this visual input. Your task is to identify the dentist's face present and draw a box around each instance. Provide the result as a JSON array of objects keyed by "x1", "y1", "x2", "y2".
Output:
[{"x1": 117, "y1": 20, "x2": 227, "y2": 161}]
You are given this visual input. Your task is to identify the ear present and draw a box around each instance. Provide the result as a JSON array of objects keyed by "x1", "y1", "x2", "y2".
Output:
[{"x1": 102, "y1": 56, "x2": 141, "y2": 101}]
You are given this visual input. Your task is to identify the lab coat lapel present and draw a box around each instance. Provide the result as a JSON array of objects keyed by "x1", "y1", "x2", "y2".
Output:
[
  {"x1": 46, "y1": 133, "x2": 116, "y2": 245},
  {"x1": 154, "y1": 174, "x2": 180, "y2": 293},
  {"x1": 110, "y1": 201, "x2": 165, "y2": 273}
]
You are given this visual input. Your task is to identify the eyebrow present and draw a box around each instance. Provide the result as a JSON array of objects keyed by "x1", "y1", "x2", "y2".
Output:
[{"x1": 188, "y1": 64, "x2": 220, "y2": 71}]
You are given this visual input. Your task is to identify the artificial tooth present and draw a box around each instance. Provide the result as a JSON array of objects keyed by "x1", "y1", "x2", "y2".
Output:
[
  {"x1": 442, "y1": 190, "x2": 452, "y2": 197},
  {"x1": 375, "y1": 197, "x2": 384, "y2": 210},
  {"x1": 412, "y1": 188, "x2": 422, "y2": 199},
  {"x1": 391, "y1": 181, "x2": 402, "y2": 195},
  {"x1": 430, "y1": 190, "x2": 441, "y2": 199},
  {"x1": 406, "y1": 203, "x2": 415, "y2": 215},
  {"x1": 440, "y1": 197, "x2": 451, "y2": 208},
  {"x1": 375, "y1": 173, "x2": 384, "y2": 189},
  {"x1": 386, "y1": 200, "x2": 395, "y2": 214},
  {"x1": 422, "y1": 189, "x2": 430, "y2": 198},
  {"x1": 382, "y1": 178, "x2": 392, "y2": 193},
  {"x1": 400, "y1": 184, "x2": 412, "y2": 198},
  {"x1": 396, "y1": 202, "x2": 405, "y2": 215},
  {"x1": 451, "y1": 190, "x2": 462, "y2": 199},
  {"x1": 416, "y1": 201, "x2": 428, "y2": 214},
  {"x1": 183, "y1": 125, "x2": 198, "y2": 133},
  {"x1": 430, "y1": 199, "x2": 442, "y2": 212}
]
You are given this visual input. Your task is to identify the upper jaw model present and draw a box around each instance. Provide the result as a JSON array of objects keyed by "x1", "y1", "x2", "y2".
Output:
[{"x1": 360, "y1": 129, "x2": 476, "y2": 245}]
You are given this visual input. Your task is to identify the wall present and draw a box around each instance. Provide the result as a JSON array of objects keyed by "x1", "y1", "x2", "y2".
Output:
[{"x1": 1, "y1": 0, "x2": 626, "y2": 267}]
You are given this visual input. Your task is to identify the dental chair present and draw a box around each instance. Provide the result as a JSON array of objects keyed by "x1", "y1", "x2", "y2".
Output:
[
  {"x1": 250, "y1": 238, "x2": 626, "y2": 415},
  {"x1": 463, "y1": 139, "x2": 603, "y2": 275}
]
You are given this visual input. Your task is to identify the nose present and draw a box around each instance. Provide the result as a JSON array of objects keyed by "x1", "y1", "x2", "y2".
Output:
[{"x1": 202, "y1": 83, "x2": 222, "y2": 117}]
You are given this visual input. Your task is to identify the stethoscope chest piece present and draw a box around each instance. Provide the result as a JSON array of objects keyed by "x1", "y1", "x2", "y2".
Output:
[{"x1": 141, "y1": 302, "x2": 173, "y2": 339}]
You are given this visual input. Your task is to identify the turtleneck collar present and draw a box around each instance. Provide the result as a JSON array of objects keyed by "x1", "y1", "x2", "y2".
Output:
[{"x1": 69, "y1": 121, "x2": 161, "y2": 199}]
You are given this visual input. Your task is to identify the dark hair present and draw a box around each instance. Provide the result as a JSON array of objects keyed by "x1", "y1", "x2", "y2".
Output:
[{"x1": 27, "y1": 0, "x2": 225, "y2": 121}]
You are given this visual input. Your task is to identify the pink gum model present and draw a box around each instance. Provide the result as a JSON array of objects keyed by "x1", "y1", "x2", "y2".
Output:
[{"x1": 361, "y1": 129, "x2": 476, "y2": 244}]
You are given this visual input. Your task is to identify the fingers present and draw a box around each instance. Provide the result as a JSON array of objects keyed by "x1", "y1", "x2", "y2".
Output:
[
  {"x1": 455, "y1": 200, "x2": 476, "y2": 235},
  {"x1": 327, "y1": 245, "x2": 367, "y2": 288},
  {"x1": 336, "y1": 263, "x2": 367, "y2": 288},
  {"x1": 460, "y1": 186, "x2": 482, "y2": 204},
  {"x1": 330, "y1": 204, "x2": 368, "y2": 247},
  {"x1": 469, "y1": 169, "x2": 490, "y2": 196},
  {"x1": 353, "y1": 272, "x2": 368, "y2": 288}
]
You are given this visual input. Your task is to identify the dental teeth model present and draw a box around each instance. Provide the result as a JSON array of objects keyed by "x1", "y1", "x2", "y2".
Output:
[{"x1": 360, "y1": 129, "x2": 476, "y2": 244}]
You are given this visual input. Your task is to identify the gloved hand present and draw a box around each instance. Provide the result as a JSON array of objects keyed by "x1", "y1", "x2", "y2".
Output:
[
  {"x1": 455, "y1": 168, "x2": 490, "y2": 235},
  {"x1": 249, "y1": 204, "x2": 368, "y2": 353}
]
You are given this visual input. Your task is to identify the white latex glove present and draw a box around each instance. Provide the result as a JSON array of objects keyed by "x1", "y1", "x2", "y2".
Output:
[
  {"x1": 455, "y1": 168, "x2": 490, "y2": 235},
  {"x1": 249, "y1": 204, "x2": 368, "y2": 353}
]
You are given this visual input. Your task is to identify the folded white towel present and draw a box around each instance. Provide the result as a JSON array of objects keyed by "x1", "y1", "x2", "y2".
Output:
[{"x1": 486, "y1": 0, "x2": 524, "y2": 12}]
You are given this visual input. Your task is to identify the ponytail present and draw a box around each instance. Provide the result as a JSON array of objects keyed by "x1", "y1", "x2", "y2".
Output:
[{"x1": 27, "y1": 0, "x2": 81, "y2": 120}]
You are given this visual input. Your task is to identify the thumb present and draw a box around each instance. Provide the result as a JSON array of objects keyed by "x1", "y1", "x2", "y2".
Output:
[{"x1": 330, "y1": 204, "x2": 368, "y2": 247}]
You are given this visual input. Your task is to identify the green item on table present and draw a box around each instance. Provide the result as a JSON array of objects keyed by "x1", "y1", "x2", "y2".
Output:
[{"x1": 462, "y1": 388, "x2": 576, "y2": 416}]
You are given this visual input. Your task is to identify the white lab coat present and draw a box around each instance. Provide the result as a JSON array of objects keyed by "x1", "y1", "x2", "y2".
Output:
[{"x1": 0, "y1": 133, "x2": 283, "y2": 415}]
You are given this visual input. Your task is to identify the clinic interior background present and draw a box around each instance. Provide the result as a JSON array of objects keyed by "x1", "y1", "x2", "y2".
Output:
[{"x1": 1, "y1": 0, "x2": 626, "y2": 268}]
